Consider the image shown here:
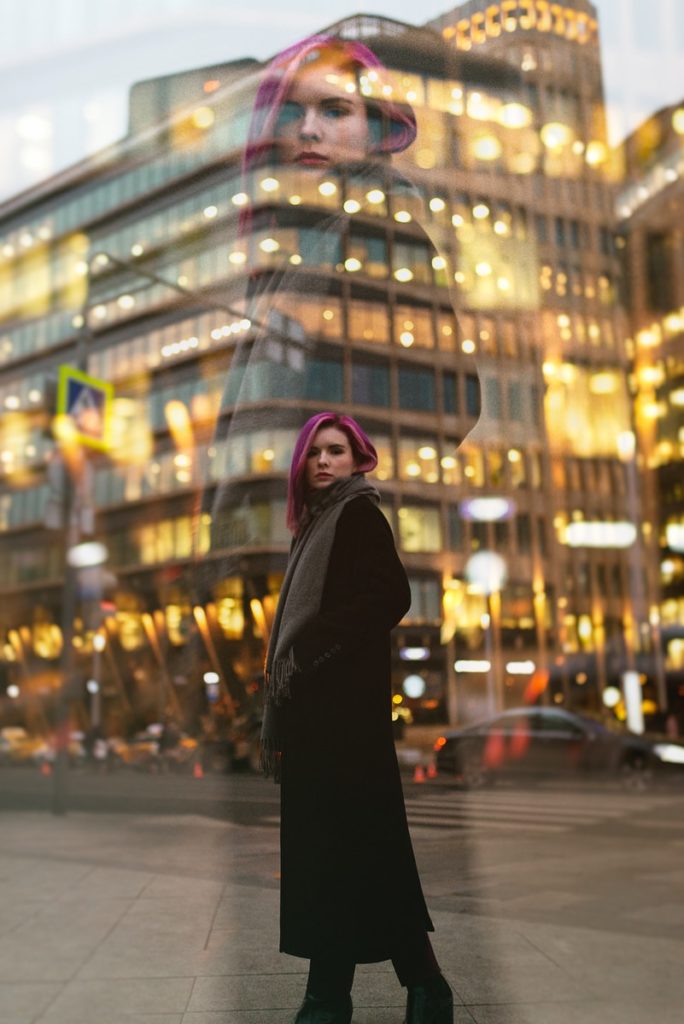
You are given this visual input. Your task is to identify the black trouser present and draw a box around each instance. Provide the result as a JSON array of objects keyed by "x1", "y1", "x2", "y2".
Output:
[{"x1": 307, "y1": 930, "x2": 441, "y2": 997}]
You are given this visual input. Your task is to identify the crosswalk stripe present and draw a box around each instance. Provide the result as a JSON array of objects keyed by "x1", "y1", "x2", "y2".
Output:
[
  {"x1": 407, "y1": 792, "x2": 672, "y2": 814},
  {"x1": 405, "y1": 796, "x2": 624, "y2": 818},
  {"x1": 407, "y1": 815, "x2": 567, "y2": 834},
  {"x1": 403, "y1": 789, "x2": 684, "y2": 834},
  {"x1": 404, "y1": 803, "x2": 598, "y2": 826}
]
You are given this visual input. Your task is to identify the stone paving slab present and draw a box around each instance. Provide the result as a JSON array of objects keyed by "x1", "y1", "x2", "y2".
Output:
[
  {"x1": 0, "y1": 981, "x2": 62, "y2": 1020},
  {"x1": 37, "y1": 977, "x2": 194, "y2": 1022}
]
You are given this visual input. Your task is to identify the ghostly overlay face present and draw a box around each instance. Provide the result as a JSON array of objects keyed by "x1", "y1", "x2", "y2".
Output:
[{"x1": 275, "y1": 59, "x2": 370, "y2": 169}]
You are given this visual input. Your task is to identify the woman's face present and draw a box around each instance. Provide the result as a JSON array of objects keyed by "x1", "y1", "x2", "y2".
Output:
[
  {"x1": 275, "y1": 59, "x2": 370, "y2": 169},
  {"x1": 305, "y1": 426, "x2": 357, "y2": 491}
]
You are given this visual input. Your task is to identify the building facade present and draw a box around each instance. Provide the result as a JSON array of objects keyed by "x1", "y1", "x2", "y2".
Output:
[
  {"x1": 0, "y1": 1, "x2": 666, "y2": 740},
  {"x1": 618, "y1": 99, "x2": 684, "y2": 716}
]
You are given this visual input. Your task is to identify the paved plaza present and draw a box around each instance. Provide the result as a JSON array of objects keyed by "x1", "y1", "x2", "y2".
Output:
[{"x1": 1, "y1": 778, "x2": 684, "y2": 1023}]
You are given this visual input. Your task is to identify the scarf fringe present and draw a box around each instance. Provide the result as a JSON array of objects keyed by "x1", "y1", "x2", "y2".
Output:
[
  {"x1": 270, "y1": 646, "x2": 298, "y2": 705},
  {"x1": 259, "y1": 736, "x2": 283, "y2": 782}
]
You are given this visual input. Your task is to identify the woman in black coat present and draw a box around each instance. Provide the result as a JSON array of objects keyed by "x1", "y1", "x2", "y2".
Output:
[{"x1": 261, "y1": 411, "x2": 453, "y2": 1024}]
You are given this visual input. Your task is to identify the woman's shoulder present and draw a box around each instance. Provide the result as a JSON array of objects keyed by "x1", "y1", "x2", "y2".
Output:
[{"x1": 338, "y1": 496, "x2": 392, "y2": 535}]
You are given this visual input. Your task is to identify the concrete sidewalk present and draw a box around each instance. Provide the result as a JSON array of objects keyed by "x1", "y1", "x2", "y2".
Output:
[{"x1": 1, "y1": 808, "x2": 683, "y2": 1024}]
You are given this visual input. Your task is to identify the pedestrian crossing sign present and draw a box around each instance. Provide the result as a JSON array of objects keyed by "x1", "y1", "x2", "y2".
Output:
[{"x1": 56, "y1": 365, "x2": 113, "y2": 451}]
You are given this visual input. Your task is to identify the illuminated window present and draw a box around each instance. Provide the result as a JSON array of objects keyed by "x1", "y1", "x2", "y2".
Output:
[
  {"x1": 270, "y1": 294, "x2": 342, "y2": 341},
  {"x1": 551, "y1": 3, "x2": 566, "y2": 36},
  {"x1": 441, "y1": 439, "x2": 462, "y2": 485},
  {"x1": 426, "y1": 78, "x2": 465, "y2": 116},
  {"x1": 456, "y1": 18, "x2": 472, "y2": 50},
  {"x1": 346, "y1": 174, "x2": 388, "y2": 217},
  {"x1": 371, "y1": 434, "x2": 394, "y2": 481},
  {"x1": 485, "y1": 5, "x2": 502, "y2": 36},
  {"x1": 536, "y1": 1, "x2": 552, "y2": 32},
  {"x1": 462, "y1": 447, "x2": 485, "y2": 486},
  {"x1": 348, "y1": 299, "x2": 389, "y2": 344},
  {"x1": 471, "y1": 11, "x2": 486, "y2": 44},
  {"x1": 437, "y1": 310, "x2": 457, "y2": 351},
  {"x1": 393, "y1": 238, "x2": 432, "y2": 285},
  {"x1": 348, "y1": 231, "x2": 388, "y2": 277},
  {"x1": 398, "y1": 505, "x2": 442, "y2": 553},
  {"x1": 486, "y1": 449, "x2": 505, "y2": 487},
  {"x1": 519, "y1": 0, "x2": 537, "y2": 29},
  {"x1": 510, "y1": 450, "x2": 527, "y2": 489},
  {"x1": 501, "y1": 321, "x2": 518, "y2": 357},
  {"x1": 399, "y1": 434, "x2": 439, "y2": 483},
  {"x1": 393, "y1": 305, "x2": 434, "y2": 349},
  {"x1": 214, "y1": 578, "x2": 245, "y2": 640}
]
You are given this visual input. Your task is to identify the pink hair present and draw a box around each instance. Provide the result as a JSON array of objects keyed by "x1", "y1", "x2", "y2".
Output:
[{"x1": 287, "y1": 412, "x2": 378, "y2": 535}]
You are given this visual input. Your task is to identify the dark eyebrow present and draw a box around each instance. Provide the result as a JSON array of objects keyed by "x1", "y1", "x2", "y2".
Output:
[{"x1": 321, "y1": 96, "x2": 355, "y2": 107}]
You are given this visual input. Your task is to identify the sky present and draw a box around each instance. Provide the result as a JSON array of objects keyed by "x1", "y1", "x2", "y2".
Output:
[{"x1": 0, "y1": 0, "x2": 682, "y2": 203}]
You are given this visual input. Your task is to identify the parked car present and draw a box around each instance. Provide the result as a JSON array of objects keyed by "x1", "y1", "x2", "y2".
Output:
[{"x1": 434, "y1": 707, "x2": 684, "y2": 791}]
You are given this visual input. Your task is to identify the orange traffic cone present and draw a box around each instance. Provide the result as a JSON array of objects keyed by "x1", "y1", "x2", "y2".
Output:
[
  {"x1": 413, "y1": 764, "x2": 426, "y2": 783},
  {"x1": 193, "y1": 760, "x2": 204, "y2": 779},
  {"x1": 40, "y1": 761, "x2": 52, "y2": 776},
  {"x1": 427, "y1": 762, "x2": 438, "y2": 779}
]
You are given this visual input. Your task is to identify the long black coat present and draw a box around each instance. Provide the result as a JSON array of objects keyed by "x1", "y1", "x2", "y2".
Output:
[{"x1": 279, "y1": 495, "x2": 434, "y2": 963}]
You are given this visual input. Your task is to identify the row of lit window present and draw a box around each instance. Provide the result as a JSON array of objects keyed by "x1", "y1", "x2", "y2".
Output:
[
  {"x1": 0, "y1": 431, "x2": 548, "y2": 529},
  {"x1": 78, "y1": 298, "x2": 562, "y2": 391},
  {"x1": 441, "y1": 2, "x2": 597, "y2": 50},
  {"x1": 540, "y1": 310, "x2": 618, "y2": 350},
  {"x1": 85, "y1": 229, "x2": 448, "y2": 330},
  {"x1": 86, "y1": 430, "x2": 548, "y2": 508},
  {"x1": 0, "y1": 175, "x2": 617, "y2": 372},
  {"x1": 0, "y1": 308, "x2": 77, "y2": 370},
  {"x1": 0, "y1": 116, "x2": 245, "y2": 258},
  {"x1": 539, "y1": 262, "x2": 616, "y2": 305}
]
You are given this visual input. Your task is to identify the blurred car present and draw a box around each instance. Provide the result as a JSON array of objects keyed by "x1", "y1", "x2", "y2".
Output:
[
  {"x1": 111, "y1": 727, "x2": 198, "y2": 772},
  {"x1": 434, "y1": 707, "x2": 684, "y2": 791},
  {"x1": 0, "y1": 728, "x2": 86, "y2": 766},
  {"x1": 0, "y1": 727, "x2": 46, "y2": 763}
]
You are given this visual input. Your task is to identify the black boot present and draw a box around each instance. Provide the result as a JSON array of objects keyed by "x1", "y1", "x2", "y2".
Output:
[
  {"x1": 404, "y1": 973, "x2": 453, "y2": 1023},
  {"x1": 292, "y1": 991, "x2": 353, "y2": 1024}
]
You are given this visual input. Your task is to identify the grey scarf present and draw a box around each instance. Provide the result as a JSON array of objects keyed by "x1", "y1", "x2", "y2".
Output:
[{"x1": 260, "y1": 473, "x2": 380, "y2": 780}]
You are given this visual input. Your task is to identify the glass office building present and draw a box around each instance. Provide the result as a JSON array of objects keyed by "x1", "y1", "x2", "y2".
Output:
[{"x1": 0, "y1": 2, "x2": 671, "y2": 738}]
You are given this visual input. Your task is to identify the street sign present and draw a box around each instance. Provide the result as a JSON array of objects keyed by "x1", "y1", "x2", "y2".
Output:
[{"x1": 56, "y1": 365, "x2": 112, "y2": 451}]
